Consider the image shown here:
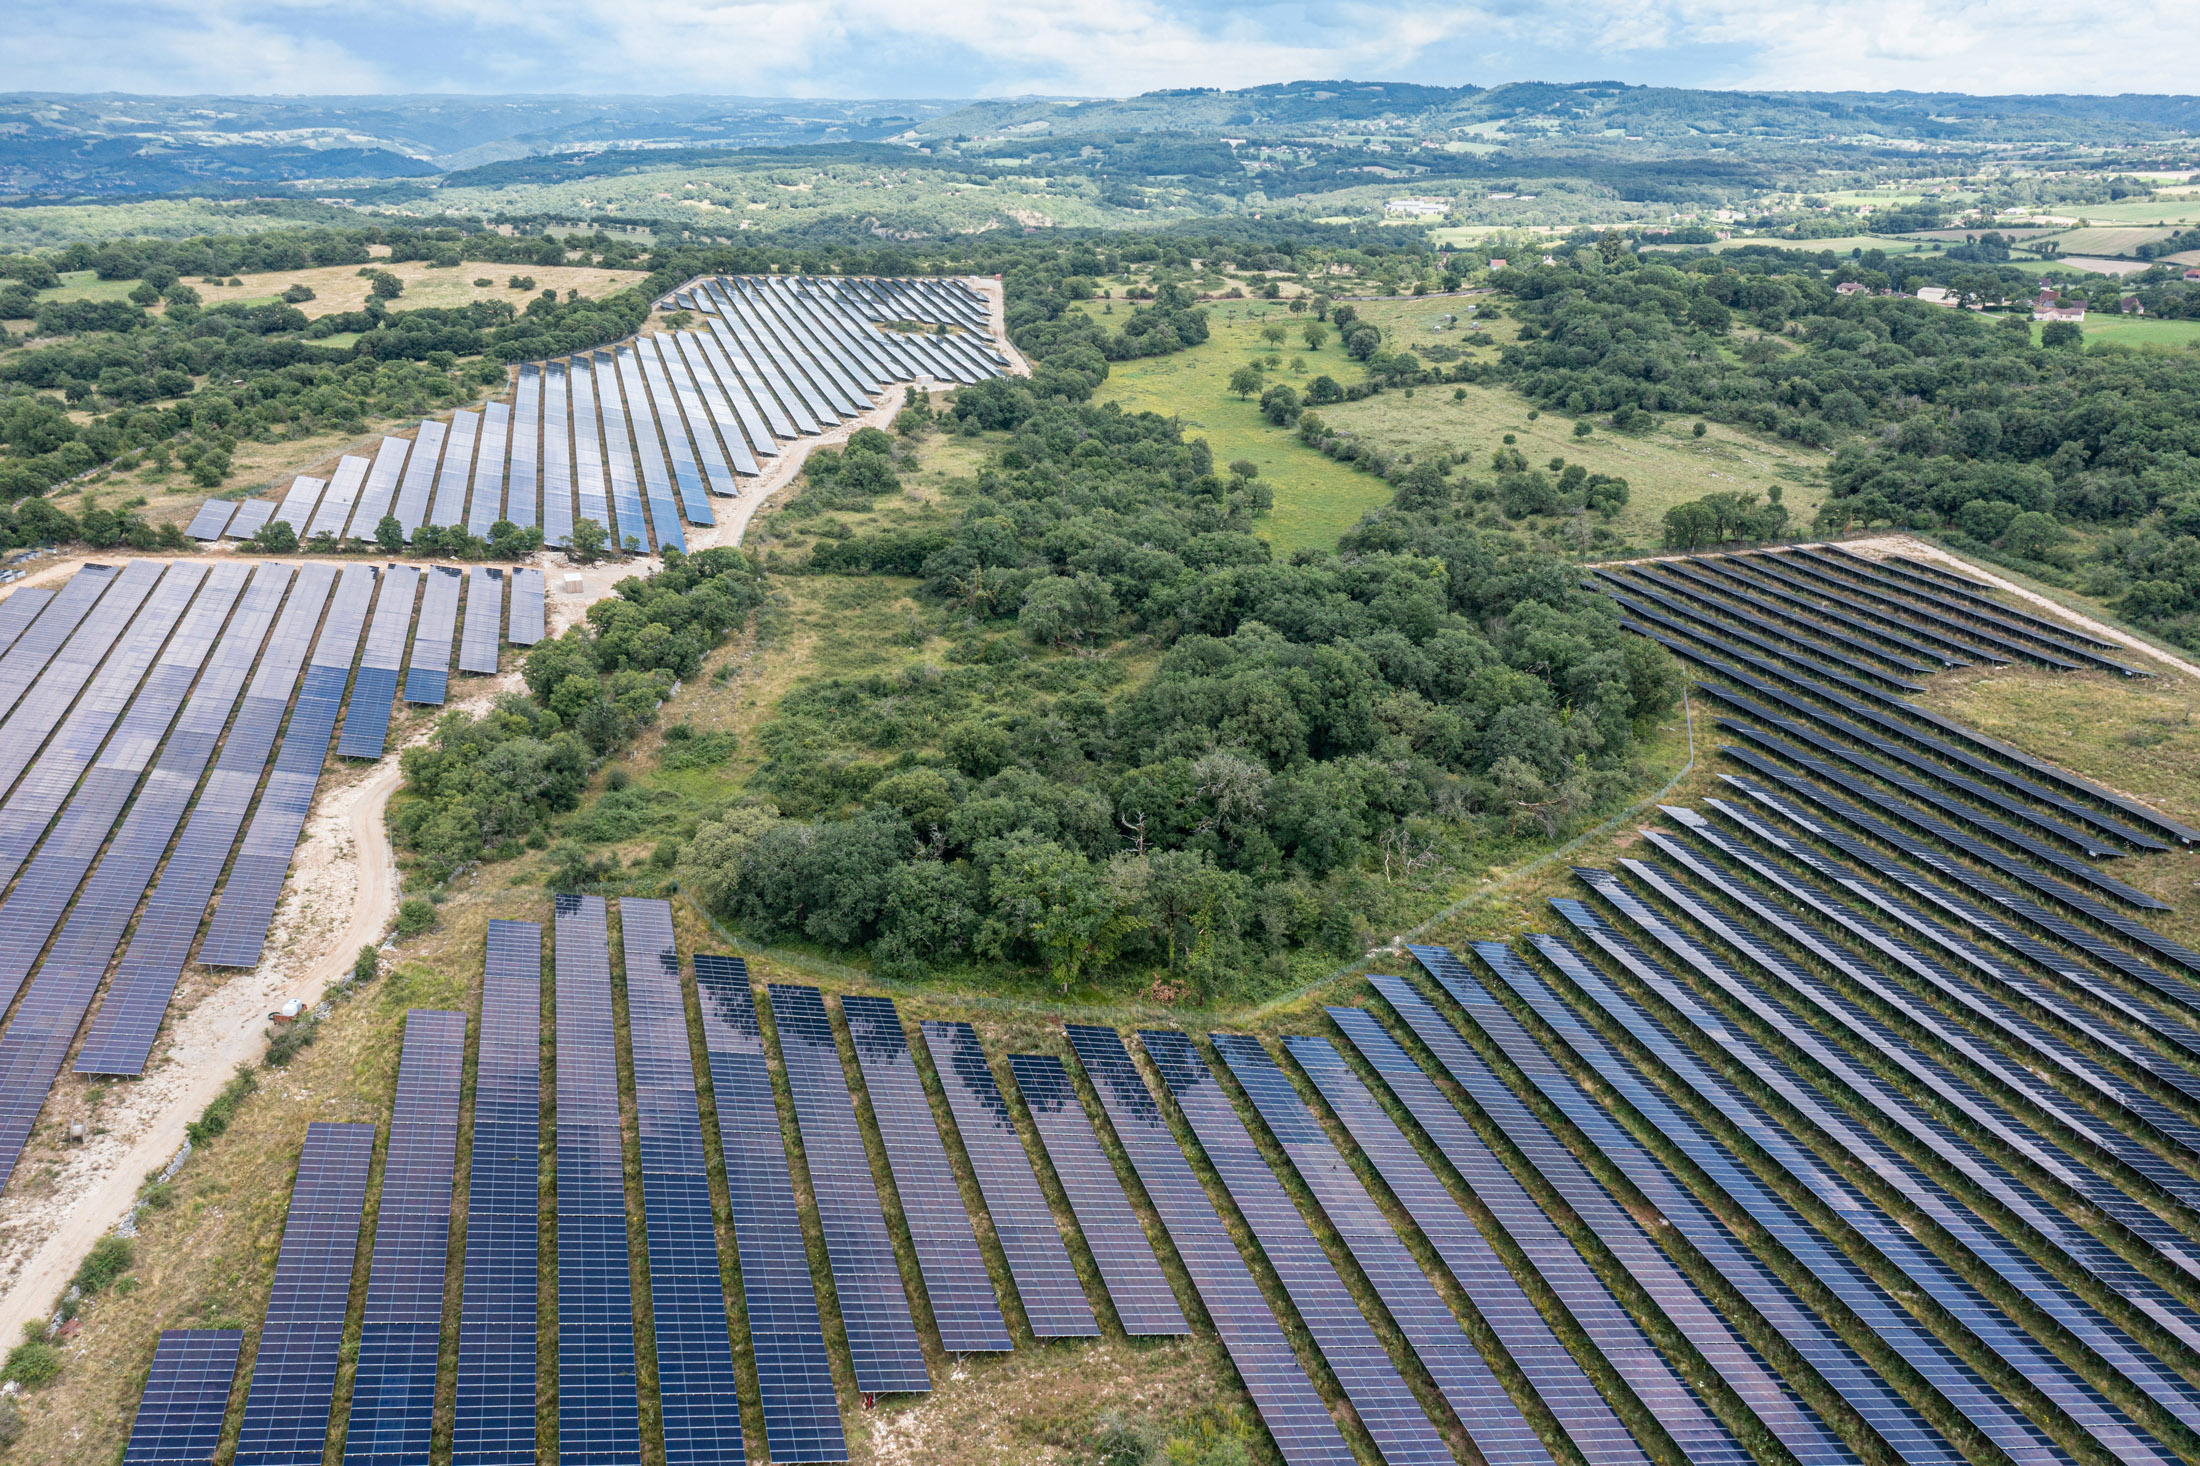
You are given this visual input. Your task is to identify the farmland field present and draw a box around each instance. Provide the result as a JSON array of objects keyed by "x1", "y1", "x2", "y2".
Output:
[{"x1": 25, "y1": 259, "x2": 652, "y2": 322}]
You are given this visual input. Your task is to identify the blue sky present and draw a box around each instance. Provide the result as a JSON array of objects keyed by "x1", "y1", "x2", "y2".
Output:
[{"x1": 5, "y1": 0, "x2": 2188, "y2": 99}]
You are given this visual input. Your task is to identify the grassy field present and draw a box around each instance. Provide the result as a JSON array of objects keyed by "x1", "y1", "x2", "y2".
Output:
[
  {"x1": 2033, "y1": 226, "x2": 2179, "y2": 257},
  {"x1": 27, "y1": 259, "x2": 649, "y2": 323},
  {"x1": 2017, "y1": 315, "x2": 2200, "y2": 351},
  {"x1": 1093, "y1": 305, "x2": 1395, "y2": 556}
]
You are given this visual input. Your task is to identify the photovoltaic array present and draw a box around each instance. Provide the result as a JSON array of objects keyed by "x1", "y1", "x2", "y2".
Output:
[
  {"x1": 693, "y1": 955, "x2": 847, "y2": 1462},
  {"x1": 921, "y1": 1021, "x2": 1096, "y2": 1339},
  {"x1": 619, "y1": 897, "x2": 747, "y2": 1465},
  {"x1": 343, "y1": 1008, "x2": 465, "y2": 1466},
  {"x1": 459, "y1": 566, "x2": 504, "y2": 674},
  {"x1": 769, "y1": 983, "x2": 931, "y2": 1394},
  {"x1": 404, "y1": 564, "x2": 462, "y2": 704},
  {"x1": 841, "y1": 994, "x2": 1010, "y2": 1354},
  {"x1": 122, "y1": 1330, "x2": 242, "y2": 1466},
  {"x1": 453, "y1": 919, "x2": 542, "y2": 1466},
  {"x1": 1006, "y1": 1053, "x2": 1187, "y2": 1337},
  {"x1": 1064, "y1": 1023, "x2": 1355, "y2": 1466},
  {"x1": 195, "y1": 273, "x2": 1003, "y2": 548},
  {"x1": 336, "y1": 564, "x2": 419, "y2": 761},
  {"x1": 554, "y1": 893, "x2": 644, "y2": 1465},
  {"x1": 232, "y1": 1121, "x2": 376, "y2": 1466}
]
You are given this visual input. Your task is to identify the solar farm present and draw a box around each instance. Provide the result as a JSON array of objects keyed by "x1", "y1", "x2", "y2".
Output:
[
  {"x1": 185, "y1": 275, "x2": 1008, "y2": 554},
  {"x1": 17, "y1": 269, "x2": 2200, "y2": 1463}
]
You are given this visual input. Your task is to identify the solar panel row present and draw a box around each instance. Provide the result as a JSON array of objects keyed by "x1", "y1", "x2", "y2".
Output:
[
  {"x1": 431, "y1": 409, "x2": 481, "y2": 530},
  {"x1": 611, "y1": 345, "x2": 688, "y2": 546},
  {"x1": 336, "y1": 565, "x2": 420, "y2": 761},
  {"x1": 392, "y1": 420, "x2": 447, "y2": 539},
  {"x1": 508, "y1": 365, "x2": 542, "y2": 532},
  {"x1": 343, "y1": 1009, "x2": 466, "y2": 1466},
  {"x1": 453, "y1": 919, "x2": 542, "y2": 1466},
  {"x1": 571, "y1": 358, "x2": 613, "y2": 545},
  {"x1": 308, "y1": 455, "x2": 370, "y2": 541},
  {"x1": 0, "y1": 564, "x2": 261, "y2": 1187},
  {"x1": 347, "y1": 436, "x2": 413, "y2": 540},
  {"x1": 404, "y1": 565, "x2": 462, "y2": 705},
  {"x1": 227, "y1": 497, "x2": 276, "y2": 539},
  {"x1": 768, "y1": 983, "x2": 929, "y2": 1394},
  {"x1": 198, "y1": 562, "x2": 375, "y2": 968},
  {"x1": 1359, "y1": 978, "x2": 1860, "y2": 1466},
  {"x1": 1435, "y1": 943, "x2": 2056, "y2": 1466},
  {"x1": 1283, "y1": 1035, "x2": 1654, "y2": 1466},
  {"x1": 554, "y1": 893, "x2": 644, "y2": 1465},
  {"x1": 1208, "y1": 1032, "x2": 1553, "y2": 1466},
  {"x1": 1470, "y1": 935, "x2": 2096, "y2": 1466},
  {"x1": 921, "y1": 1022, "x2": 1097, "y2": 1339},
  {"x1": 841, "y1": 995, "x2": 1010, "y2": 1354},
  {"x1": 469, "y1": 399, "x2": 513, "y2": 539},
  {"x1": 618, "y1": 898, "x2": 746, "y2": 1466},
  {"x1": 0, "y1": 587, "x2": 56, "y2": 659},
  {"x1": 1321, "y1": 1006, "x2": 1754, "y2": 1466},
  {"x1": 1563, "y1": 877, "x2": 2200, "y2": 1430},
  {"x1": 508, "y1": 568, "x2": 546, "y2": 645},
  {"x1": 544, "y1": 360, "x2": 575, "y2": 548},
  {"x1": 1539, "y1": 905, "x2": 2198, "y2": 1466},
  {"x1": 459, "y1": 566, "x2": 503, "y2": 675},
  {"x1": 1063, "y1": 1024, "x2": 1355, "y2": 1466},
  {"x1": 0, "y1": 558, "x2": 167, "y2": 805},
  {"x1": 693, "y1": 955, "x2": 848, "y2": 1462},
  {"x1": 1005, "y1": 1053, "x2": 1188, "y2": 1338},
  {"x1": 123, "y1": 1330, "x2": 243, "y2": 1465},
  {"x1": 185, "y1": 498, "x2": 236, "y2": 539},
  {"x1": 0, "y1": 561, "x2": 121, "y2": 724},
  {"x1": 233, "y1": 1121, "x2": 376, "y2": 1466},
  {"x1": 592, "y1": 353, "x2": 656, "y2": 555},
  {"x1": 76, "y1": 563, "x2": 337, "y2": 1074}
]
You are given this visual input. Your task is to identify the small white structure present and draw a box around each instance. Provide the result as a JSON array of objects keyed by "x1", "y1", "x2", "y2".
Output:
[{"x1": 1384, "y1": 198, "x2": 1449, "y2": 217}]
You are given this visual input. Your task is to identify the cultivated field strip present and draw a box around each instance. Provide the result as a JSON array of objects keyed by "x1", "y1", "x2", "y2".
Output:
[{"x1": 194, "y1": 273, "x2": 1005, "y2": 550}]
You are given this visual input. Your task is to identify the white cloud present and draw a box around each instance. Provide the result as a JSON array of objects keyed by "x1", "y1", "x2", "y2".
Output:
[{"x1": 3, "y1": 0, "x2": 2196, "y2": 99}]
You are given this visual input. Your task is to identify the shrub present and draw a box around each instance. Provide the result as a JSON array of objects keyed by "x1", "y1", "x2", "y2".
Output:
[
  {"x1": 69, "y1": 1235, "x2": 134, "y2": 1298},
  {"x1": 186, "y1": 1064, "x2": 257, "y2": 1145},
  {"x1": 3, "y1": 1335, "x2": 61, "y2": 1389},
  {"x1": 394, "y1": 897, "x2": 437, "y2": 938}
]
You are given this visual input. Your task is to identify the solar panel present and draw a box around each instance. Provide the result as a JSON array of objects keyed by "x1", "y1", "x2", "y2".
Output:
[
  {"x1": 919, "y1": 1023, "x2": 1095, "y2": 1339},
  {"x1": 570, "y1": 356, "x2": 614, "y2": 546},
  {"x1": 453, "y1": 919, "x2": 542, "y2": 1466},
  {"x1": 469, "y1": 400, "x2": 513, "y2": 539},
  {"x1": 543, "y1": 360, "x2": 575, "y2": 548},
  {"x1": 693, "y1": 955, "x2": 847, "y2": 1462},
  {"x1": 1696, "y1": 793, "x2": 2200, "y2": 1096},
  {"x1": 1833, "y1": 547, "x2": 2119, "y2": 653},
  {"x1": 617, "y1": 899, "x2": 747, "y2": 1466},
  {"x1": 839, "y1": 997, "x2": 1009, "y2": 1353},
  {"x1": 1632, "y1": 823, "x2": 2200, "y2": 1204},
  {"x1": 649, "y1": 333, "x2": 747, "y2": 490},
  {"x1": 392, "y1": 420, "x2": 447, "y2": 539},
  {"x1": 336, "y1": 565, "x2": 420, "y2": 761},
  {"x1": 1671, "y1": 557, "x2": 1969, "y2": 668},
  {"x1": 1535, "y1": 910, "x2": 2197, "y2": 1466},
  {"x1": 1003, "y1": 1054, "x2": 1185, "y2": 1336},
  {"x1": 592, "y1": 351, "x2": 654, "y2": 555},
  {"x1": 186, "y1": 498, "x2": 236, "y2": 539},
  {"x1": 75, "y1": 565, "x2": 335, "y2": 1073},
  {"x1": 343, "y1": 1009, "x2": 465, "y2": 1466},
  {"x1": 1323, "y1": 1007, "x2": 1753, "y2": 1466},
  {"x1": 1598, "y1": 574, "x2": 1923, "y2": 691},
  {"x1": 0, "y1": 565, "x2": 267, "y2": 1174},
  {"x1": 1063, "y1": 1024, "x2": 1354, "y2": 1466},
  {"x1": 459, "y1": 567, "x2": 503, "y2": 675},
  {"x1": 1429, "y1": 944, "x2": 2028, "y2": 1466},
  {"x1": 0, "y1": 562, "x2": 120, "y2": 724},
  {"x1": 665, "y1": 330, "x2": 766, "y2": 477},
  {"x1": 1560, "y1": 880, "x2": 2200, "y2": 1428},
  {"x1": 0, "y1": 587, "x2": 54, "y2": 660},
  {"x1": 1283, "y1": 1036, "x2": 1653, "y2": 1466},
  {"x1": 766, "y1": 983, "x2": 929, "y2": 1394},
  {"x1": 702, "y1": 292, "x2": 823, "y2": 436},
  {"x1": 1462, "y1": 938, "x2": 2097, "y2": 1466},
  {"x1": 273, "y1": 474, "x2": 327, "y2": 535},
  {"x1": 232, "y1": 1121, "x2": 376, "y2": 1466},
  {"x1": 0, "y1": 560, "x2": 210, "y2": 897},
  {"x1": 507, "y1": 366, "x2": 542, "y2": 532},
  {"x1": 554, "y1": 893, "x2": 644, "y2": 1465},
  {"x1": 404, "y1": 566, "x2": 462, "y2": 705},
  {"x1": 123, "y1": 1330, "x2": 243, "y2": 1465},
  {"x1": 1887, "y1": 552, "x2": 1997, "y2": 593},
  {"x1": 432, "y1": 409, "x2": 482, "y2": 529},
  {"x1": 198, "y1": 561, "x2": 376, "y2": 968},
  {"x1": 1206, "y1": 1032, "x2": 1550, "y2": 1466},
  {"x1": 346, "y1": 435, "x2": 413, "y2": 540},
  {"x1": 1727, "y1": 554, "x2": 2019, "y2": 666},
  {"x1": 308, "y1": 454, "x2": 370, "y2": 542},
  {"x1": 611, "y1": 345, "x2": 684, "y2": 547},
  {"x1": 1358, "y1": 980, "x2": 1858, "y2": 1466},
  {"x1": 0, "y1": 559, "x2": 167, "y2": 816},
  {"x1": 227, "y1": 499, "x2": 277, "y2": 538},
  {"x1": 1624, "y1": 562, "x2": 1936, "y2": 675},
  {"x1": 507, "y1": 568, "x2": 546, "y2": 646}
]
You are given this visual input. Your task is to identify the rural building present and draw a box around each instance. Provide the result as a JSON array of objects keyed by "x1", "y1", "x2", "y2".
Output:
[
  {"x1": 1835, "y1": 281, "x2": 1869, "y2": 296},
  {"x1": 2032, "y1": 289, "x2": 2085, "y2": 322},
  {"x1": 1384, "y1": 198, "x2": 1449, "y2": 217},
  {"x1": 2122, "y1": 295, "x2": 2145, "y2": 315}
]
